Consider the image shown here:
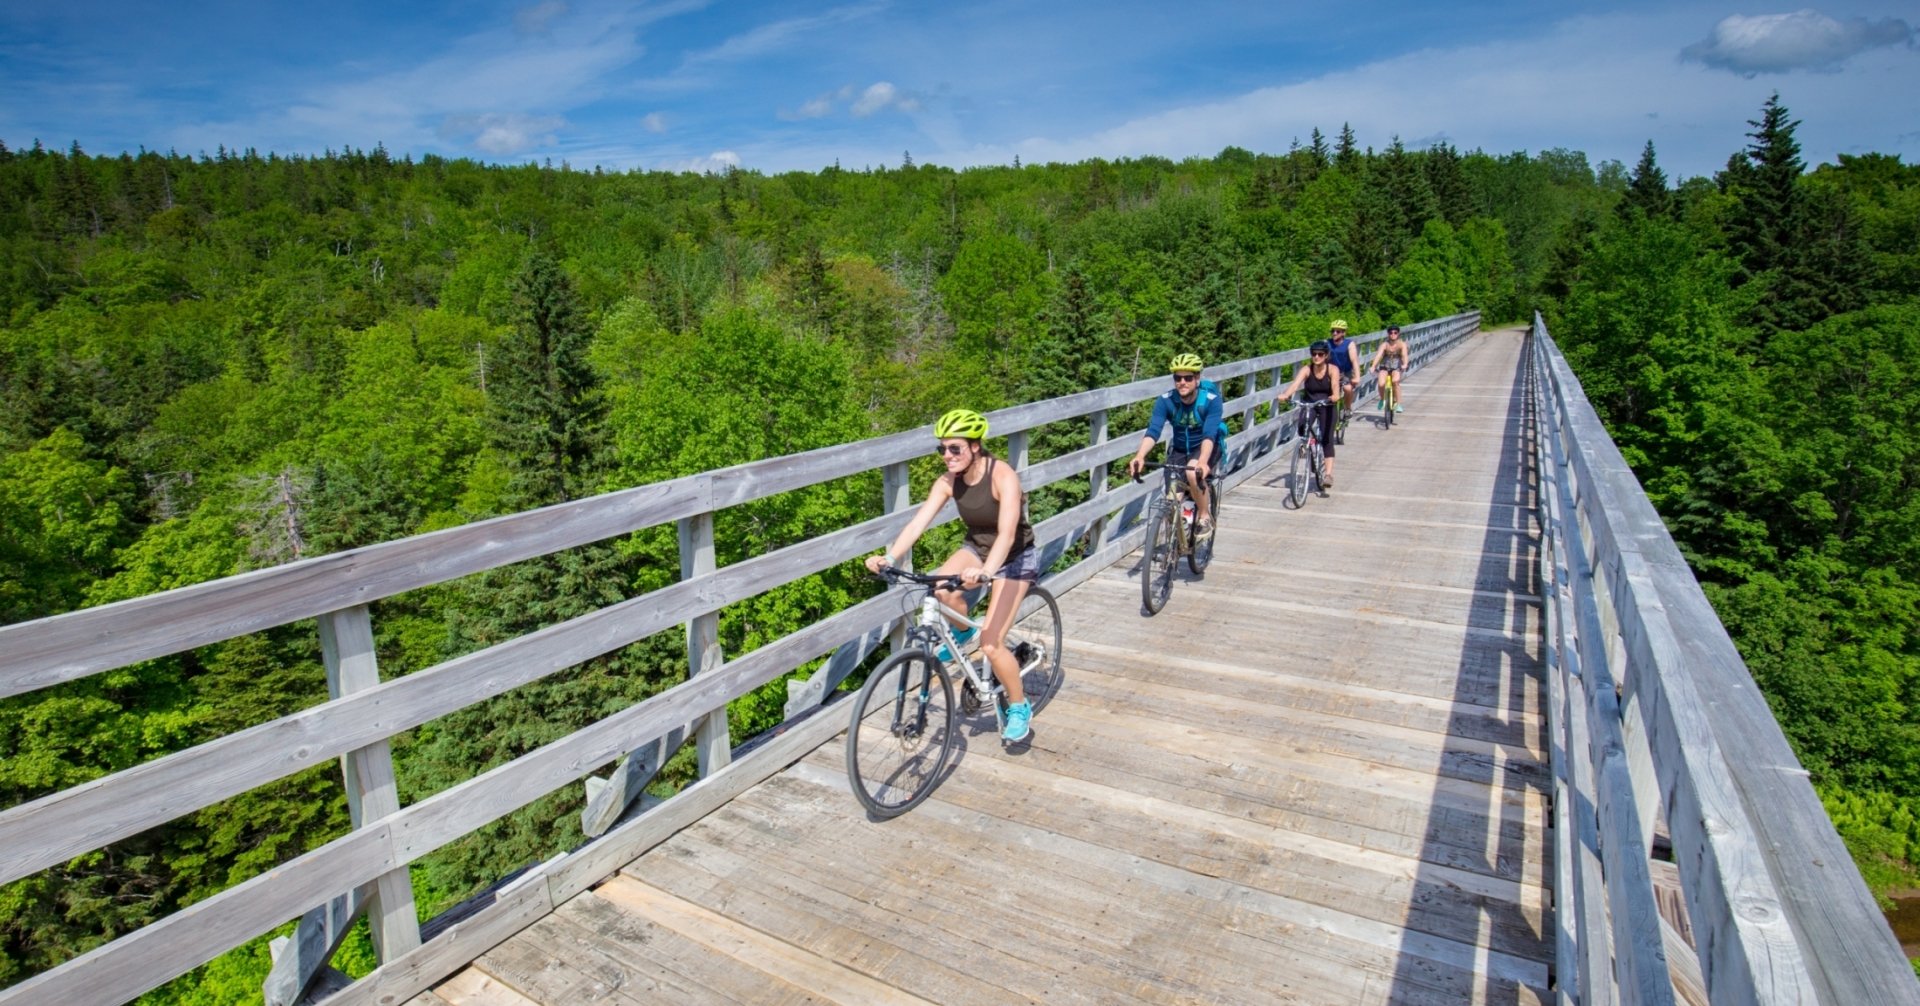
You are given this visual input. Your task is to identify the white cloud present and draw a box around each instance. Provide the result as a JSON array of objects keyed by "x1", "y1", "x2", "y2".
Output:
[
  {"x1": 660, "y1": 149, "x2": 742, "y2": 173},
  {"x1": 679, "y1": 3, "x2": 885, "y2": 68},
  {"x1": 514, "y1": 0, "x2": 570, "y2": 37},
  {"x1": 780, "y1": 81, "x2": 919, "y2": 121},
  {"x1": 883, "y1": 8, "x2": 1917, "y2": 181},
  {"x1": 1680, "y1": 10, "x2": 1914, "y2": 76},
  {"x1": 440, "y1": 112, "x2": 565, "y2": 154},
  {"x1": 642, "y1": 111, "x2": 667, "y2": 133},
  {"x1": 850, "y1": 82, "x2": 898, "y2": 117}
]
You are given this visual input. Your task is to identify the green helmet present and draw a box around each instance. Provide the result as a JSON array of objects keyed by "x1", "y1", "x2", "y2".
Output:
[
  {"x1": 1169, "y1": 353, "x2": 1204, "y2": 373},
  {"x1": 933, "y1": 408, "x2": 989, "y2": 440}
]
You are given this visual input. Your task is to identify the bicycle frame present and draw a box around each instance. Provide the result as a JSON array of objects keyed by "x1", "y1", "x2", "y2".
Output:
[{"x1": 903, "y1": 582, "x2": 1038, "y2": 733}]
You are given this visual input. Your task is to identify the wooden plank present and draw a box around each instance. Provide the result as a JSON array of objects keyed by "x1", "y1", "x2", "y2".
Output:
[
  {"x1": 595, "y1": 875, "x2": 939, "y2": 1005},
  {"x1": 618, "y1": 836, "x2": 1046, "y2": 1005},
  {"x1": 472, "y1": 909, "x2": 702, "y2": 1004},
  {"x1": 769, "y1": 759, "x2": 1547, "y2": 1002},
  {"x1": 674, "y1": 782, "x2": 1482, "y2": 1006},
  {"x1": 431, "y1": 968, "x2": 540, "y2": 1006}
]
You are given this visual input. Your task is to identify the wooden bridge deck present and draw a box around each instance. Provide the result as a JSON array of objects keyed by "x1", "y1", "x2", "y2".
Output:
[{"x1": 424, "y1": 329, "x2": 1550, "y2": 1005}]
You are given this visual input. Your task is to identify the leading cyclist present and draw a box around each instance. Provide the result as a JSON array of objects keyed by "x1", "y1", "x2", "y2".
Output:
[
  {"x1": 864, "y1": 409, "x2": 1038, "y2": 742},
  {"x1": 1126, "y1": 353, "x2": 1224, "y2": 536}
]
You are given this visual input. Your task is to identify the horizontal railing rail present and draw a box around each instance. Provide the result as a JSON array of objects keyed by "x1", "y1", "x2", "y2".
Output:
[
  {"x1": 1529, "y1": 312, "x2": 1918, "y2": 1005},
  {"x1": 0, "y1": 314, "x2": 1481, "y2": 1006}
]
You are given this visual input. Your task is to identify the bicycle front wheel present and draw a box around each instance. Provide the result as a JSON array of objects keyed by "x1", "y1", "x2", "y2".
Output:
[
  {"x1": 1009, "y1": 585, "x2": 1064, "y2": 713},
  {"x1": 1188, "y1": 483, "x2": 1217, "y2": 574},
  {"x1": 846, "y1": 650, "x2": 955, "y2": 818},
  {"x1": 1285, "y1": 439, "x2": 1310, "y2": 509},
  {"x1": 1382, "y1": 380, "x2": 1395, "y2": 428},
  {"x1": 1142, "y1": 502, "x2": 1178, "y2": 614}
]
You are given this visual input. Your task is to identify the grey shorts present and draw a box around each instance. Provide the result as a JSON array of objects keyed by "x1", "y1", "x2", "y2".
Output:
[{"x1": 964, "y1": 544, "x2": 1041, "y2": 582}]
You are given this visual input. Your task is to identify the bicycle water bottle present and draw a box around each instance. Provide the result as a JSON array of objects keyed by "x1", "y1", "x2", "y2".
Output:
[{"x1": 1181, "y1": 499, "x2": 1195, "y2": 525}]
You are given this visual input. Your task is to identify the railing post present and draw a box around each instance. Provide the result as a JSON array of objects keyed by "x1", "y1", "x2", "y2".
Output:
[
  {"x1": 1088, "y1": 409, "x2": 1110, "y2": 551},
  {"x1": 680, "y1": 512, "x2": 731, "y2": 777},
  {"x1": 265, "y1": 605, "x2": 420, "y2": 1006}
]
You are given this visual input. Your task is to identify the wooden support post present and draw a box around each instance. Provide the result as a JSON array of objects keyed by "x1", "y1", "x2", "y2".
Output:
[
  {"x1": 1088, "y1": 409, "x2": 1110, "y2": 552},
  {"x1": 266, "y1": 606, "x2": 419, "y2": 1006},
  {"x1": 680, "y1": 512, "x2": 730, "y2": 778},
  {"x1": 1006, "y1": 429, "x2": 1029, "y2": 471},
  {"x1": 581, "y1": 512, "x2": 729, "y2": 835}
]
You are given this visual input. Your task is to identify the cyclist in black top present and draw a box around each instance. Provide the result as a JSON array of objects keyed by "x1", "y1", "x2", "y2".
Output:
[
  {"x1": 1279, "y1": 340, "x2": 1342, "y2": 490},
  {"x1": 865, "y1": 409, "x2": 1039, "y2": 742}
]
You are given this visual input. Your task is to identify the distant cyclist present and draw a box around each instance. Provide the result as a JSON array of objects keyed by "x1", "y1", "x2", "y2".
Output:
[
  {"x1": 1127, "y1": 353, "x2": 1225, "y2": 535},
  {"x1": 1279, "y1": 340, "x2": 1341, "y2": 492},
  {"x1": 1326, "y1": 320, "x2": 1361, "y2": 413},
  {"x1": 1369, "y1": 323, "x2": 1409, "y2": 412},
  {"x1": 865, "y1": 409, "x2": 1038, "y2": 742}
]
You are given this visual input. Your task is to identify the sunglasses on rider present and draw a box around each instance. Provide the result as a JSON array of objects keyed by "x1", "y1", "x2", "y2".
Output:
[
  {"x1": 936, "y1": 443, "x2": 969, "y2": 456},
  {"x1": 1172, "y1": 373, "x2": 1199, "y2": 382}
]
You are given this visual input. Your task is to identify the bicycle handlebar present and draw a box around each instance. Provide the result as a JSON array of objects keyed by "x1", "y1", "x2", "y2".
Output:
[
  {"x1": 1129, "y1": 460, "x2": 1207, "y2": 484},
  {"x1": 871, "y1": 565, "x2": 968, "y2": 591}
]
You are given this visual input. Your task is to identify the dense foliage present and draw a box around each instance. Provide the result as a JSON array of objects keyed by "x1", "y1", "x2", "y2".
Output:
[
  {"x1": 1544, "y1": 96, "x2": 1920, "y2": 901},
  {"x1": 0, "y1": 95, "x2": 1912, "y2": 997}
]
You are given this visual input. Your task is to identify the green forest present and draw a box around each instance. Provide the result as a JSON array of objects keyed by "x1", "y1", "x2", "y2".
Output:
[{"x1": 1, "y1": 94, "x2": 1916, "y2": 999}]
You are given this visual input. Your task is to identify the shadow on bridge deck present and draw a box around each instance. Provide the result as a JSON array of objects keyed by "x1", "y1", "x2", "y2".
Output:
[{"x1": 425, "y1": 329, "x2": 1553, "y2": 1006}]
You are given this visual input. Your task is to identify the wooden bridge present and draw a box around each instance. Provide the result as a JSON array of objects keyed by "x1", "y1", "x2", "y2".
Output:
[{"x1": 1, "y1": 315, "x2": 1913, "y2": 1005}]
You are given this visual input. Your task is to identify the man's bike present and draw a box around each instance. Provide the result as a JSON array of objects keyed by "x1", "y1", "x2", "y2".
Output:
[
  {"x1": 845, "y1": 567, "x2": 1064, "y2": 818},
  {"x1": 1133, "y1": 461, "x2": 1220, "y2": 614},
  {"x1": 1283, "y1": 399, "x2": 1333, "y2": 510}
]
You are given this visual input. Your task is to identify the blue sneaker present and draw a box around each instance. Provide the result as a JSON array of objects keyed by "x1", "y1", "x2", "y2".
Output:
[
  {"x1": 1002, "y1": 701, "x2": 1032, "y2": 742},
  {"x1": 936, "y1": 625, "x2": 977, "y2": 663}
]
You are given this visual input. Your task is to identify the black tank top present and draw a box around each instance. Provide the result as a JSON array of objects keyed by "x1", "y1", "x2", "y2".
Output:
[
  {"x1": 951, "y1": 456, "x2": 1034, "y2": 557},
  {"x1": 1302, "y1": 363, "x2": 1335, "y2": 401}
]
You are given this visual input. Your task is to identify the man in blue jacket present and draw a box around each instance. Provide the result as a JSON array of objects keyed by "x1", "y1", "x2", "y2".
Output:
[{"x1": 1127, "y1": 353, "x2": 1226, "y2": 535}]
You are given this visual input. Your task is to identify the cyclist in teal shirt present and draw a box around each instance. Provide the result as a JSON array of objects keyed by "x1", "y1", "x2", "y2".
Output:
[{"x1": 1127, "y1": 353, "x2": 1226, "y2": 535}]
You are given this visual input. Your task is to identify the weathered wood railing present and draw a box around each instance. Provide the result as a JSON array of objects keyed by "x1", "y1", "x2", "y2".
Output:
[
  {"x1": 1529, "y1": 312, "x2": 1919, "y2": 1005},
  {"x1": 0, "y1": 314, "x2": 1479, "y2": 1006}
]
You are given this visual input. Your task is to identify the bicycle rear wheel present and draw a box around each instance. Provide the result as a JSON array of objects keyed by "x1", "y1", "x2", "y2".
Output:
[
  {"x1": 846, "y1": 650, "x2": 955, "y2": 818},
  {"x1": 1009, "y1": 585, "x2": 1064, "y2": 713},
  {"x1": 1284, "y1": 439, "x2": 1311, "y2": 509},
  {"x1": 1141, "y1": 502, "x2": 1178, "y2": 613},
  {"x1": 1187, "y1": 482, "x2": 1217, "y2": 574}
]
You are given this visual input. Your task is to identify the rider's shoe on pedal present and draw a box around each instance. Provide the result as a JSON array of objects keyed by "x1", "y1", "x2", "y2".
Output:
[
  {"x1": 1003, "y1": 701, "x2": 1032, "y2": 742},
  {"x1": 937, "y1": 625, "x2": 978, "y2": 663}
]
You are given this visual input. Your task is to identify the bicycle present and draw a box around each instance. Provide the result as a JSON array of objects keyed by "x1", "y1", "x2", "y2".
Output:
[
  {"x1": 845, "y1": 567, "x2": 1064, "y2": 818},
  {"x1": 1333, "y1": 391, "x2": 1352, "y2": 445},
  {"x1": 1133, "y1": 461, "x2": 1220, "y2": 614},
  {"x1": 1376, "y1": 368, "x2": 1398, "y2": 429},
  {"x1": 1283, "y1": 399, "x2": 1333, "y2": 510}
]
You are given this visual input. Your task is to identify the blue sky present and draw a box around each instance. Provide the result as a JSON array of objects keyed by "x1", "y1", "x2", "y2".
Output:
[{"x1": 2, "y1": 1, "x2": 1915, "y2": 180}]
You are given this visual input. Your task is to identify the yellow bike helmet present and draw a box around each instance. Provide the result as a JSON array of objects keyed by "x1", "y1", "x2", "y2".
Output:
[
  {"x1": 1330, "y1": 319, "x2": 1349, "y2": 332},
  {"x1": 1169, "y1": 353, "x2": 1204, "y2": 373},
  {"x1": 933, "y1": 408, "x2": 989, "y2": 440}
]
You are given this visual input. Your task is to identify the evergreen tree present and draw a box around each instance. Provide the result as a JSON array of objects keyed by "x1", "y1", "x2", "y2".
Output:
[
  {"x1": 1308, "y1": 128, "x2": 1330, "y2": 173},
  {"x1": 1618, "y1": 140, "x2": 1670, "y2": 219},
  {"x1": 1424, "y1": 141, "x2": 1475, "y2": 225},
  {"x1": 1334, "y1": 123, "x2": 1359, "y2": 172},
  {"x1": 489, "y1": 251, "x2": 606, "y2": 510}
]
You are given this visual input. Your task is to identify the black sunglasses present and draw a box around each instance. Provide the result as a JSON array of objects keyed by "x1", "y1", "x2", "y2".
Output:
[
  {"x1": 1172, "y1": 373, "x2": 1199, "y2": 382},
  {"x1": 936, "y1": 443, "x2": 969, "y2": 456}
]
